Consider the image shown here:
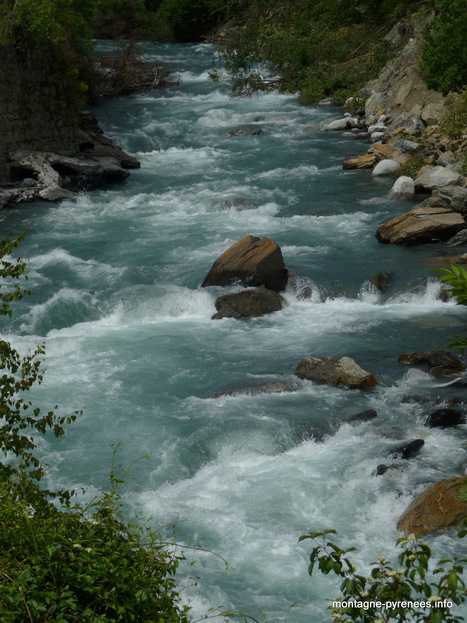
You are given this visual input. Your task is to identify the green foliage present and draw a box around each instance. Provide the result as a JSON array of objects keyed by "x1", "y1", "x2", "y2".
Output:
[
  {"x1": 421, "y1": 0, "x2": 467, "y2": 95},
  {"x1": 393, "y1": 154, "x2": 424, "y2": 180},
  {"x1": 300, "y1": 529, "x2": 467, "y2": 622},
  {"x1": 0, "y1": 0, "x2": 95, "y2": 53},
  {"x1": 0, "y1": 464, "x2": 191, "y2": 622},
  {"x1": 218, "y1": 0, "x2": 410, "y2": 103},
  {"x1": 441, "y1": 92, "x2": 467, "y2": 140},
  {"x1": 435, "y1": 264, "x2": 467, "y2": 353}
]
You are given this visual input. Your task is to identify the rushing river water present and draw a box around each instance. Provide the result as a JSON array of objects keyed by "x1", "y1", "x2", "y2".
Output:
[{"x1": 1, "y1": 43, "x2": 467, "y2": 621}]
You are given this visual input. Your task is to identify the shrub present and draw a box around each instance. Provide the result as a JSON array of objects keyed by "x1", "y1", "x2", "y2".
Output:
[{"x1": 300, "y1": 529, "x2": 467, "y2": 623}]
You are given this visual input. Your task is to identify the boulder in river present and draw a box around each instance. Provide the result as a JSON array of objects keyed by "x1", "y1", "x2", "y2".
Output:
[
  {"x1": 212, "y1": 381, "x2": 292, "y2": 398},
  {"x1": 372, "y1": 159, "x2": 401, "y2": 176},
  {"x1": 212, "y1": 287, "x2": 286, "y2": 319},
  {"x1": 342, "y1": 154, "x2": 377, "y2": 170},
  {"x1": 424, "y1": 408, "x2": 466, "y2": 428},
  {"x1": 390, "y1": 439, "x2": 424, "y2": 460},
  {"x1": 397, "y1": 476, "x2": 467, "y2": 535},
  {"x1": 293, "y1": 355, "x2": 378, "y2": 390},
  {"x1": 347, "y1": 409, "x2": 378, "y2": 425},
  {"x1": 375, "y1": 203, "x2": 465, "y2": 245},
  {"x1": 202, "y1": 235, "x2": 289, "y2": 292},
  {"x1": 398, "y1": 350, "x2": 464, "y2": 377},
  {"x1": 226, "y1": 126, "x2": 263, "y2": 137},
  {"x1": 388, "y1": 176, "x2": 415, "y2": 201},
  {"x1": 369, "y1": 271, "x2": 392, "y2": 292}
]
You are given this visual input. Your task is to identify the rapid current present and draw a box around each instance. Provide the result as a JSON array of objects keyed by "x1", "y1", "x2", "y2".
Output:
[{"x1": 1, "y1": 43, "x2": 466, "y2": 621}]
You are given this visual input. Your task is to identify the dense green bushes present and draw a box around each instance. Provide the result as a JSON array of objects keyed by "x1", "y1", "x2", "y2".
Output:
[{"x1": 421, "y1": 0, "x2": 467, "y2": 95}]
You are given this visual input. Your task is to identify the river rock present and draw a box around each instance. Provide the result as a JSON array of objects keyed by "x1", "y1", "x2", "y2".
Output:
[
  {"x1": 395, "y1": 139, "x2": 420, "y2": 153},
  {"x1": 369, "y1": 271, "x2": 392, "y2": 292},
  {"x1": 414, "y1": 166, "x2": 461, "y2": 192},
  {"x1": 372, "y1": 159, "x2": 401, "y2": 176},
  {"x1": 437, "y1": 185, "x2": 467, "y2": 215},
  {"x1": 347, "y1": 409, "x2": 378, "y2": 425},
  {"x1": 343, "y1": 154, "x2": 377, "y2": 169},
  {"x1": 398, "y1": 350, "x2": 465, "y2": 377},
  {"x1": 212, "y1": 287, "x2": 286, "y2": 319},
  {"x1": 212, "y1": 381, "x2": 292, "y2": 398},
  {"x1": 425, "y1": 408, "x2": 466, "y2": 428},
  {"x1": 447, "y1": 230, "x2": 467, "y2": 246},
  {"x1": 202, "y1": 235, "x2": 288, "y2": 292},
  {"x1": 388, "y1": 176, "x2": 415, "y2": 200},
  {"x1": 375, "y1": 204, "x2": 465, "y2": 245},
  {"x1": 397, "y1": 476, "x2": 467, "y2": 534},
  {"x1": 293, "y1": 355, "x2": 378, "y2": 390},
  {"x1": 325, "y1": 118, "x2": 359, "y2": 131},
  {"x1": 390, "y1": 439, "x2": 424, "y2": 460},
  {"x1": 226, "y1": 126, "x2": 263, "y2": 136}
]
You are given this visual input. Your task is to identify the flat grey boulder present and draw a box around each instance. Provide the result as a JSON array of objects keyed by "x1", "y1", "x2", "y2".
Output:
[
  {"x1": 372, "y1": 159, "x2": 401, "y2": 176},
  {"x1": 212, "y1": 287, "x2": 286, "y2": 320},
  {"x1": 293, "y1": 355, "x2": 378, "y2": 390},
  {"x1": 376, "y1": 203, "x2": 465, "y2": 245},
  {"x1": 202, "y1": 235, "x2": 288, "y2": 292},
  {"x1": 388, "y1": 176, "x2": 415, "y2": 200},
  {"x1": 414, "y1": 166, "x2": 461, "y2": 191}
]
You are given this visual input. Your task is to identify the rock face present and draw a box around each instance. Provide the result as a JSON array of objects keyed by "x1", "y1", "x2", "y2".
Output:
[
  {"x1": 212, "y1": 287, "x2": 286, "y2": 319},
  {"x1": 397, "y1": 476, "x2": 467, "y2": 534},
  {"x1": 293, "y1": 355, "x2": 378, "y2": 390},
  {"x1": 376, "y1": 203, "x2": 465, "y2": 245},
  {"x1": 398, "y1": 351, "x2": 465, "y2": 377},
  {"x1": 202, "y1": 235, "x2": 288, "y2": 292}
]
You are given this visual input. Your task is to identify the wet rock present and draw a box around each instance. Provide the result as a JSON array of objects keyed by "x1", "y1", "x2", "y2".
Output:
[
  {"x1": 376, "y1": 203, "x2": 465, "y2": 245},
  {"x1": 388, "y1": 176, "x2": 415, "y2": 200},
  {"x1": 457, "y1": 253, "x2": 467, "y2": 264},
  {"x1": 202, "y1": 235, "x2": 289, "y2": 292},
  {"x1": 375, "y1": 463, "x2": 400, "y2": 476},
  {"x1": 212, "y1": 381, "x2": 292, "y2": 398},
  {"x1": 293, "y1": 355, "x2": 378, "y2": 390},
  {"x1": 212, "y1": 287, "x2": 286, "y2": 320},
  {"x1": 226, "y1": 126, "x2": 263, "y2": 137},
  {"x1": 390, "y1": 439, "x2": 424, "y2": 460},
  {"x1": 347, "y1": 409, "x2": 378, "y2": 425},
  {"x1": 325, "y1": 117, "x2": 359, "y2": 131},
  {"x1": 446, "y1": 229, "x2": 467, "y2": 246},
  {"x1": 397, "y1": 476, "x2": 467, "y2": 534},
  {"x1": 398, "y1": 350, "x2": 465, "y2": 377},
  {"x1": 401, "y1": 395, "x2": 428, "y2": 404},
  {"x1": 424, "y1": 408, "x2": 466, "y2": 428},
  {"x1": 372, "y1": 159, "x2": 401, "y2": 176},
  {"x1": 369, "y1": 271, "x2": 392, "y2": 292}
]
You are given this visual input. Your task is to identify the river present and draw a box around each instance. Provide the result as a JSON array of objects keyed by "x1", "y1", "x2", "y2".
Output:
[{"x1": 1, "y1": 42, "x2": 466, "y2": 621}]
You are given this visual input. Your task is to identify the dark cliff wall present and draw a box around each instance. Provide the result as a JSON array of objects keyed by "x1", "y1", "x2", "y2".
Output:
[{"x1": 0, "y1": 47, "x2": 82, "y2": 180}]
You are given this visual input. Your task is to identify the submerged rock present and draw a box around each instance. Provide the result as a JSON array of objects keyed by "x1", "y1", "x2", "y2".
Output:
[
  {"x1": 212, "y1": 287, "x2": 286, "y2": 319},
  {"x1": 212, "y1": 381, "x2": 292, "y2": 398},
  {"x1": 398, "y1": 350, "x2": 464, "y2": 377},
  {"x1": 390, "y1": 439, "x2": 424, "y2": 460},
  {"x1": 347, "y1": 409, "x2": 378, "y2": 425},
  {"x1": 293, "y1": 355, "x2": 378, "y2": 390},
  {"x1": 369, "y1": 271, "x2": 392, "y2": 292},
  {"x1": 397, "y1": 476, "x2": 467, "y2": 534},
  {"x1": 424, "y1": 408, "x2": 466, "y2": 428},
  {"x1": 202, "y1": 235, "x2": 289, "y2": 292},
  {"x1": 226, "y1": 126, "x2": 263, "y2": 136}
]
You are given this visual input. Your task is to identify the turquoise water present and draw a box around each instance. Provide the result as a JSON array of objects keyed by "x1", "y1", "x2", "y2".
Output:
[{"x1": 1, "y1": 43, "x2": 466, "y2": 620}]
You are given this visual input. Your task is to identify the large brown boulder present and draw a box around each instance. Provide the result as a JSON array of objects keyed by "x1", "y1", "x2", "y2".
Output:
[
  {"x1": 293, "y1": 355, "x2": 378, "y2": 390},
  {"x1": 202, "y1": 235, "x2": 288, "y2": 292},
  {"x1": 212, "y1": 287, "x2": 286, "y2": 319},
  {"x1": 376, "y1": 203, "x2": 465, "y2": 245},
  {"x1": 397, "y1": 476, "x2": 467, "y2": 534}
]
